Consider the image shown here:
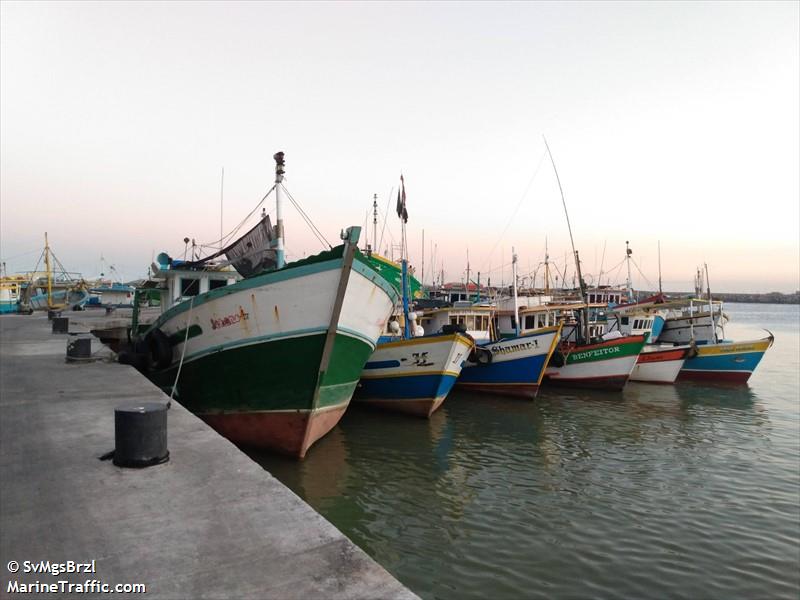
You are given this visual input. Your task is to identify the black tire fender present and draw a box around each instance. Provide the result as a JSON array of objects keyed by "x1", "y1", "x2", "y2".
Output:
[{"x1": 147, "y1": 329, "x2": 173, "y2": 370}]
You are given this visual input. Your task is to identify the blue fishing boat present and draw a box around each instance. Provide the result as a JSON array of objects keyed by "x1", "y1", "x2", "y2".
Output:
[
  {"x1": 354, "y1": 177, "x2": 473, "y2": 416},
  {"x1": 423, "y1": 251, "x2": 562, "y2": 398},
  {"x1": 677, "y1": 334, "x2": 773, "y2": 383}
]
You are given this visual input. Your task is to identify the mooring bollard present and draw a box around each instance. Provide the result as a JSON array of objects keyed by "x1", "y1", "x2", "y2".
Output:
[
  {"x1": 52, "y1": 317, "x2": 69, "y2": 334},
  {"x1": 66, "y1": 336, "x2": 92, "y2": 362},
  {"x1": 47, "y1": 309, "x2": 62, "y2": 320},
  {"x1": 113, "y1": 403, "x2": 169, "y2": 468}
]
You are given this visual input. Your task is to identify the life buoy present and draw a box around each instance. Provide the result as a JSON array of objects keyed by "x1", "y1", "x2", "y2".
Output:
[{"x1": 147, "y1": 329, "x2": 173, "y2": 370}]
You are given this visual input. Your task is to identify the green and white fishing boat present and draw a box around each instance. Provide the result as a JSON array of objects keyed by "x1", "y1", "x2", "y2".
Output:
[{"x1": 127, "y1": 153, "x2": 398, "y2": 458}]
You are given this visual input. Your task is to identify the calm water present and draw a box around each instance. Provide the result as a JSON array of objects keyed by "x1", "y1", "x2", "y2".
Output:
[{"x1": 250, "y1": 303, "x2": 800, "y2": 599}]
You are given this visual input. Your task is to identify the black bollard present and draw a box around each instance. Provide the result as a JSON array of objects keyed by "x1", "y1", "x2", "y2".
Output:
[
  {"x1": 113, "y1": 403, "x2": 169, "y2": 468},
  {"x1": 66, "y1": 337, "x2": 91, "y2": 361},
  {"x1": 52, "y1": 317, "x2": 69, "y2": 334}
]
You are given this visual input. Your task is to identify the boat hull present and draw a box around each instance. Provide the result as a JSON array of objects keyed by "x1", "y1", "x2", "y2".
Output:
[
  {"x1": 544, "y1": 335, "x2": 646, "y2": 391},
  {"x1": 355, "y1": 333, "x2": 472, "y2": 417},
  {"x1": 677, "y1": 336, "x2": 773, "y2": 384},
  {"x1": 28, "y1": 288, "x2": 89, "y2": 311},
  {"x1": 145, "y1": 246, "x2": 397, "y2": 458},
  {"x1": 456, "y1": 326, "x2": 561, "y2": 398},
  {"x1": 629, "y1": 345, "x2": 692, "y2": 384}
]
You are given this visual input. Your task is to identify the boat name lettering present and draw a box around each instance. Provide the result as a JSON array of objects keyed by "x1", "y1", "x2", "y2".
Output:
[
  {"x1": 211, "y1": 307, "x2": 250, "y2": 330},
  {"x1": 411, "y1": 351, "x2": 435, "y2": 367},
  {"x1": 572, "y1": 346, "x2": 621, "y2": 361},
  {"x1": 490, "y1": 340, "x2": 537, "y2": 355}
]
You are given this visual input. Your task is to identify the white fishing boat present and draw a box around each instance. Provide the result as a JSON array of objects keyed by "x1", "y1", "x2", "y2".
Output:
[{"x1": 125, "y1": 153, "x2": 398, "y2": 458}]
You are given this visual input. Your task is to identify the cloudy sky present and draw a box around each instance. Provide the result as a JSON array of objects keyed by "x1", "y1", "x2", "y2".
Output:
[{"x1": 1, "y1": 1, "x2": 798, "y2": 293}]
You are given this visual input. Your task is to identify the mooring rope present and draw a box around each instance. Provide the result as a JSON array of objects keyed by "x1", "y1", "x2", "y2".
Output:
[{"x1": 169, "y1": 296, "x2": 195, "y2": 402}]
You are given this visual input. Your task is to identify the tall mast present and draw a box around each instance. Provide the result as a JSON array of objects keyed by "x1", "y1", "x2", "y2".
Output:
[
  {"x1": 421, "y1": 229, "x2": 425, "y2": 286},
  {"x1": 44, "y1": 232, "x2": 53, "y2": 308},
  {"x1": 465, "y1": 249, "x2": 470, "y2": 300},
  {"x1": 657, "y1": 241, "x2": 662, "y2": 294},
  {"x1": 704, "y1": 263, "x2": 717, "y2": 343},
  {"x1": 512, "y1": 248, "x2": 520, "y2": 336},
  {"x1": 544, "y1": 237, "x2": 551, "y2": 295},
  {"x1": 625, "y1": 240, "x2": 633, "y2": 298},
  {"x1": 220, "y1": 167, "x2": 225, "y2": 251},
  {"x1": 372, "y1": 193, "x2": 378, "y2": 252},
  {"x1": 273, "y1": 152, "x2": 286, "y2": 269},
  {"x1": 399, "y1": 176, "x2": 411, "y2": 339},
  {"x1": 544, "y1": 137, "x2": 587, "y2": 340}
]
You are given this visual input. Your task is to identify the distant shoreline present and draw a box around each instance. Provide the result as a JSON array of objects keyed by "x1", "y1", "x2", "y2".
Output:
[{"x1": 655, "y1": 292, "x2": 800, "y2": 305}]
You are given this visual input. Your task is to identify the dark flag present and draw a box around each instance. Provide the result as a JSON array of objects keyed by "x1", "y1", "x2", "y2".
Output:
[{"x1": 396, "y1": 174, "x2": 408, "y2": 223}]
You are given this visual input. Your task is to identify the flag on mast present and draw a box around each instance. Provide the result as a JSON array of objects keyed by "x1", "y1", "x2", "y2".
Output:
[{"x1": 395, "y1": 174, "x2": 408, "y2": 223}]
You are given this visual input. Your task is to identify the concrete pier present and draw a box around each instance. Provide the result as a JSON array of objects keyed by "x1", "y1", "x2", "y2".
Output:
[{"x1": 0, "y1": 313, "x2": 416, "y2": 599}]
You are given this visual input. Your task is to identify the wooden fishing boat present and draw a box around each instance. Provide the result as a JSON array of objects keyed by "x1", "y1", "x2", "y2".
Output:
[
  {"x1": 544, "y1": 333, "x2": 647, "y2": 390},
  {"x1": 677, "y1": 334, "x2": 774, "y2": 383},
  {"x1": 353, "y1": 178, "x2": 473, "y2": 417},
  {"x1": 126, "y1": 153, "x2": 398, "y2": 458},
  {"x1": 438, "y1": 252, "x2": 561, "y2": 399},
  {"x1": 356, "y1": 330, "x2": 474, "y2": 416},
  {"x1": 629, "y1": 344, "x2": 694, "y2": 384}
]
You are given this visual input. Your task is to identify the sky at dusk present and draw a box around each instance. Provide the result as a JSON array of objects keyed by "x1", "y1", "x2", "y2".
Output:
[{"x1": 1, "y1": 1, "x2": 798, "y2": 293}]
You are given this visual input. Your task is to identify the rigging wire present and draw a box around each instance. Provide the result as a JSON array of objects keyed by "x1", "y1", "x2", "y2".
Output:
[
  {"x1": 378, "y1": 186, "x2": 394, "y2": 255},
  {"x1": 631, "y1": 257, "x2": 656, "y2": 290},
  {"x1": 481, "y1": 149, "x2": 548, "y2": 272},
  {"x1": 280, "y1": 183, "x2": 332, "y2": 250}
]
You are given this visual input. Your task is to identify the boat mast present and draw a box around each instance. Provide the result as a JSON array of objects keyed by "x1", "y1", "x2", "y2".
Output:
[
  {"x1": 220, "y1": 167, "x2": 225, "y2": 251},
  {"x1": 544, "y1": 136, "x2": 588, "y2": 340},
  {"x1": 625, "y1": 240, "x2": 633, "y2": 299},
  {"x1": 512, "y1": 248, "x2": 520, "y2": 335},
  {"x1": 399, "y1": 176, "x2": 411, "y2": 339},
  {"x1": 273, "y1": 152, "x2": 286, "y2": 269},
  {"x1": 704, "y1": 263, "x2": 717, "y2": 343},
  {"x1": 544, "y1": 237, "x2": 551, "y2": 295},
  {"x1": 44, "y1": 232, "x2": 53, "y2": 309},
  {"x1": 372, "y1": 193, "x2": 378, "y2": 253},
  {"x1": 658, "y1": 240, "x2": 662, "y2": 295},
  {"x1": 421, "y1": 229, "x2": 425, "y2": 286}
]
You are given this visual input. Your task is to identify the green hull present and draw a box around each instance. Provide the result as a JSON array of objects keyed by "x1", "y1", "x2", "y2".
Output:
[{"x1": 150, "y1": 331, "x2": 373, "y2": 415}]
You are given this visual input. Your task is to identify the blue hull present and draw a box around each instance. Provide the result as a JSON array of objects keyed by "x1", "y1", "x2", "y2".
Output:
[
  {"x1": 678, "y1": 337, "x2": 772, "y2": 383},
  {"x1": 357, "y1": 372, "x2": 458, "y2": 400}
]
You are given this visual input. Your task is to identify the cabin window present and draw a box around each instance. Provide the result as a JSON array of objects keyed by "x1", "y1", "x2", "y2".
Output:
[
  {"x1": 481, "y1": 315, "x2": 490, "y2": 330},
  {"x1": 510, "y1": 318, "x2": 517, "y2": 330},
  {"x1": 457, "y1": 316, "x2": 465, "y2": 325},
  {"x1": 450, "y1": 316, "x2": 458, "y2": 326},
  {"x1": 181, "y1": 278, "x2": 200, "y2": 297},
  {"x1": 525, "y1": 315, "x2": 535, "y2": 329},
  {"x1": 209, "y1": 279, "x2": 227, "y2": 291}
]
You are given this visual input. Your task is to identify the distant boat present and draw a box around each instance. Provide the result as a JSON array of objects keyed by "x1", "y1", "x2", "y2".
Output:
[
  {"x1": 18, "y1": 234, "x2": 88, "y2": 312},
  {"x1": 125, "y1": 153, "x2": 398, "y2": 458},
  {"x1": 0, "y1": 276, "x2": 26, "y2": 314},
  {"x1": 88, "y1": 282, "x2": 136, "y2": 307}
]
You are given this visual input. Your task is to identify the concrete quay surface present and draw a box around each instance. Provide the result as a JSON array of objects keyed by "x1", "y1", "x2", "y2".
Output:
[{"x1": 0, "y1": 312, "x2": 417, "y2": 599}]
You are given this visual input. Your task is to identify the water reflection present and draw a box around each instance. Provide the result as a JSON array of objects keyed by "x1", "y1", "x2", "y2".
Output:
[{"x1": 248, "y1": 316, "x2": 796, "y2": 600}]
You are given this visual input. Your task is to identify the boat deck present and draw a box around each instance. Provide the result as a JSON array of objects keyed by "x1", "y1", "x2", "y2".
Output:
[{"x1": 0, "y1": 312, "x2": 416, "y2": 599}]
